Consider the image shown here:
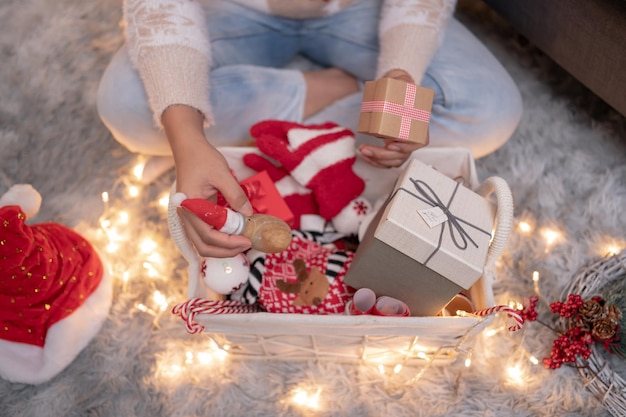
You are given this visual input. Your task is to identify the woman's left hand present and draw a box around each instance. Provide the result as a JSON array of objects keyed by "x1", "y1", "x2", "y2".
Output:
[{"x1": 358, "y1": 136, "x2": 427, "y2": 168}]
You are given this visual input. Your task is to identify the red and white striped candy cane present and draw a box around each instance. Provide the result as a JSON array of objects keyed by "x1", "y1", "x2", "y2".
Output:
[
  {"x1": 472, "y1": 305, "x2": 525, "y2": 332},
  {"x1": 172, "y1": 298, "x2": 261, "y2": 334}
]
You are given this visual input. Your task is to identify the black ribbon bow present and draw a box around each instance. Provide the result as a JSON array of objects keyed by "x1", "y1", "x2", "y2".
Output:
[{"x1": 391, "y1": 177, "x2": 492, "y2": 266}]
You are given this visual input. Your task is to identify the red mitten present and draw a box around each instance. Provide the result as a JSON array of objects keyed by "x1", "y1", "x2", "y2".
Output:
[
  {"x1": 243, "y1": 153, "x2": 319, "y2": 230},
  {"x1": 250, "y1": 120, "x2": 365, "y2": 222}
]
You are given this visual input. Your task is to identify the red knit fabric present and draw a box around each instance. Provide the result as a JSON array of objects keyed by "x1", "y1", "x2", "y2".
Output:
[
  {"x1": 250, "y1": 120, "x2": 365, "y2": 221},
  {"x1": 0, "y1": 206, "x2": 104, "y2": 347}
]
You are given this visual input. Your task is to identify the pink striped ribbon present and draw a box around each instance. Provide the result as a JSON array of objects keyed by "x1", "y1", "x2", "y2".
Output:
[
  {"x1": 360, "y1": 83, "x2": 431, "y2": 140},
  {"x1": 172, "y1": 298, "x2": 261, "y2": 334},
  {"x1": 472, "y1": 305, "x2": 525, "y2": 332}
]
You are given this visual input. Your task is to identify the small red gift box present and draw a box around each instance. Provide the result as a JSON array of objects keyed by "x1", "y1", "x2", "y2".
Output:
[
  {"x1": 358, "y1": 78, "x2": 435, "y2": 144},
  {"x1": 218, "y1": 170, "x2": 294, "y2": 226}
]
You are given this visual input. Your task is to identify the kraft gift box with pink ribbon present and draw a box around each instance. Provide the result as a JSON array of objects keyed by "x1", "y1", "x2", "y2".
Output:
[
  {"x1": 358, "y1": 78, "x2": 434, "y2": 144},
  {"x1": 344, "y1": 158, "x2": 496, "y2": 317}
]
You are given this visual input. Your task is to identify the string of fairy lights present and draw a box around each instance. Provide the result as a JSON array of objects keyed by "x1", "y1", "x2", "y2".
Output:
[{"x1": 78, "y1": 156, "x2": 625, "y2": 411}]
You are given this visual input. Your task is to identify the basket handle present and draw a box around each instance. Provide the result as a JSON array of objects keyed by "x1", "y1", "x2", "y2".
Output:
[
  {"x1": 475, "y1": 176, "x2": 514, "y2": 271},
  {"x1": 167, "y1": 181, "x2": 204, "y2": 299}
]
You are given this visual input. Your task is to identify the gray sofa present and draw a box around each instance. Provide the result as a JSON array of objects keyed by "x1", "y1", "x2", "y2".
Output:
[{"x1": 482, "y1": 0, "x2": 626, "y2": 117}]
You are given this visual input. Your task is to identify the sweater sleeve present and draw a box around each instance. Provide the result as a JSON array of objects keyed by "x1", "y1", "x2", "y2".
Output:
[
  {"x1": 376, "y1": 0, "x2": 457, "y2": 84},
  {"x1": 123, "y1": 0, "x2": 213, "y2": 128}
]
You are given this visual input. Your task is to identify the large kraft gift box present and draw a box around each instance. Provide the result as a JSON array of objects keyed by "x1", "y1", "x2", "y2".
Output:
[
  {"x1": 358, "y1": 78, "x2": 435, "y2": 144},
  {"x1": 344, "y1": 158, "x2": 496, "y2": 316}
]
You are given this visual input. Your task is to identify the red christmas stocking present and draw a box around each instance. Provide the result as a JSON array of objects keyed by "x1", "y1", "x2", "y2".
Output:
[{"x1": 250, "y1": 120, "x2": 368, "y2": 233}]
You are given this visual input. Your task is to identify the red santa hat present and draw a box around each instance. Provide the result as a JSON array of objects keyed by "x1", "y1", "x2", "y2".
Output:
[{"x1": 0, "y1": 185, "x2": 112, "y2": 384}]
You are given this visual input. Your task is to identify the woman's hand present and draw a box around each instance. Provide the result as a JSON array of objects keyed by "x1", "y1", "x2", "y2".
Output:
[
  {"x1": 162, "y1": 105, "x2": 253, "y2": 258},
  {"x1": 358, "y1": 69, "x2": 429, "y2": 168}
]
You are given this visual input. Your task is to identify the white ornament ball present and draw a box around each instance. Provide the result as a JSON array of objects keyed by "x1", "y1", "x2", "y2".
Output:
[{"x1": 201, "y1": 254, "x2": 250, "y2": 295}]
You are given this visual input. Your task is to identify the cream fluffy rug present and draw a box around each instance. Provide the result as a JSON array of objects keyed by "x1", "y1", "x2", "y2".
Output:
[{"x1": 1, "y1": 0, "x2": 625, "y2": 416}]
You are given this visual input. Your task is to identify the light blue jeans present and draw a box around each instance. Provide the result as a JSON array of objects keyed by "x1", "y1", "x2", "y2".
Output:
[{"x1": 97, "y1": 0, "x2": 523, "y2": 159}]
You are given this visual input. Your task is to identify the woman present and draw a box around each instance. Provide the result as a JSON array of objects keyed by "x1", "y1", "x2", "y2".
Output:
[{"x1": 97, "y1": 0, "x2": 522, "y2": 258}]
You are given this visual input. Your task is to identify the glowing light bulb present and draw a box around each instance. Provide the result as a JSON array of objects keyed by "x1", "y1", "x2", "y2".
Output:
[
  {"x1": 165, "y1": 364, "x2": 182, "y2": 377},
  {"x1": 291, "y1": 387, "x2": 321, "y2": 410},
  {"x1": 153, "y1": 291, "x2": 168, "y2": 311},
  {"x1": 606, "y1": 245, "x2": 621, "y2": 256},
  {"x1": 518, "y1": 221, "x2": 531, "y2": 233},
  {"x1": 393, "y1": 364, "x2": 403, "y2": 374},
  {"x1": 158, "y1": 194, "x2": 169, "y2": 208},
  {"x1": 185, "y1": 351, "x2": 193, "y2": 364},
  {"x1": 196, "y1": 352, "x2": 213, "y2": 365},
  {"x1": 105, "y1": 242, "x2": 119, "y2": 254},
  {"x1": 528, "y1": 355, "x2": 539, "y2": 365},
  {"x1": 136, "y1": 303, "x2": 149, "y2": 313},
  {"x1": 540, "y1": 228, "x2": 560, "y2": 246},
  {"x1": 133, "y1": 162, "x2": 145, "y2": 180},
  {"x1": 377, "y1": 364, "x2": 385, "y2": 375},
  {"x1": 101, "y1": 192, "x2": 109, "y2": 203},
  {"x1": 143, "y1": 262, "x2": 160, "y2": 278},
  {"x1": 506, "y1": 365, "x2": 524, "y2": 385},
  {"x1": 107, "y1": 229, "x2": 124, "y2": 242},
  {"x1": 147, "y1": 252, "x2": 162, "y2": 264},
  {"x1": 485, "y1": 328, "x2": 498, "y2": 337},
  {"x1": 464, "y1": 350, "x2": 473, "y2": 368},
  {"x1": 117, "y1": 210, "x2": 129, "y2": 224},
  {"x1": 140, "y1": 238, "x2": 157, "y2": 254},
  {"x1": 214, "y1": 349, "x2": 228, "y2": 361},
  {"x1": 128, "y1": 185, "x2": 140, "y2": 198}
]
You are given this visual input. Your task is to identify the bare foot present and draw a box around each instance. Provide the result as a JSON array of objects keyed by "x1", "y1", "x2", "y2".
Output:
[{"x1": 302, "y1": 68, "x2": 360, "y2": 118}]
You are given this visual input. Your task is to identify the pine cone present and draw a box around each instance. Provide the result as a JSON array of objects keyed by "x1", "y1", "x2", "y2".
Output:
[
  {"x1": 592, "y1": 317, "x2": 618, "y2": 340},
  {"x1": 605, "y1": 304, "x2": 623, "y2": 325},
  {"x1": 578, "y1": 299, "x2": 603, "y2": 328}
]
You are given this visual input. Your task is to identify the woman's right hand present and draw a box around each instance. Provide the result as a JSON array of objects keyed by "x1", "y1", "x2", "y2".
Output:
[{"x1": 162, "y1": 105, "x2": 253, "y2": 258}]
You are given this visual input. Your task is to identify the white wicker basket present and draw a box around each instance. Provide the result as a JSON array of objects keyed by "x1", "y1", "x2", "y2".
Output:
[
  {"x1": 169, "y1": 147, "x2": 515, "y2": 366},
  {"x1": 560, "y1": 250, "x2": 626, "y2": 417}
]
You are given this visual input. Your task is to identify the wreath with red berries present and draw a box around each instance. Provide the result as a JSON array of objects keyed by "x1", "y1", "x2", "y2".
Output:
[
  {"x1": 521, "y1": 293, "x2": 624, "y2": 369},
  {"x1": 520, "y1": 250, "x2": 626, "y2": 416}
]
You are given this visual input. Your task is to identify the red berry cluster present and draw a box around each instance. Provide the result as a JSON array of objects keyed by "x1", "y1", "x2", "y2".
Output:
[
  {"x1": 549, "y1": 294, "x2": 584, "y2": 318},
  {"x1": 543, "y1": 325, "x2": 594, "y2": 369},
  {"x1": 520, "y1": 291, "x2": 623, "y2": 369},
  {"x1": 540, "y1": 294, "x2": 592, "y2": 369},
  {"x1": 520, "y1": 295, "x2": 539, "y2": 322}
]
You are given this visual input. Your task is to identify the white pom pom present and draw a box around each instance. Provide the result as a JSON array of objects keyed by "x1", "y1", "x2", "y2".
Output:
[
  {"x1": 331, "y1": 197, "x2": 372, "y2": 236},
  {"x1": 0, "y1": 184, "x2": 42, "y2": 219},
  {"x1": 171, "y1": 192, "x2": 188, "y2": 207},
  {"x1": 357, "y1": 196, "x2": 386, "y2": 241}
]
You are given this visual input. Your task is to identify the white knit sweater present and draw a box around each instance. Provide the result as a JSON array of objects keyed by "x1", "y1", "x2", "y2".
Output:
[{"x1": 123, "y1": 0, "x2": 457, "y2": 127}]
